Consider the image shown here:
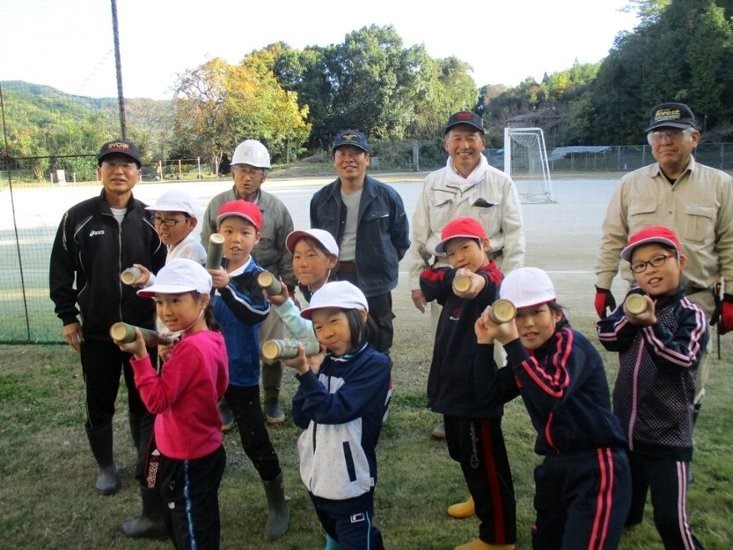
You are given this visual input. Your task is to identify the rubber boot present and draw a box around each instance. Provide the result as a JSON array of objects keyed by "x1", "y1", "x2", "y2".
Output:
[
  {"x1": 121, "y1": 487, "x2": 168, "y2": 539},
  {"x1": 455, "y1": 540, "x2": 515, "y2": 550},
  {"x1": 262, "y1": 473, "x2": 289, "y2": 540},
  {"x1": 431, "y1": 422, "x2": 446, "y2": 440},
  {"x1": 219, "y1": 397, "x2": 235, "y2": 432},
  {"x1": 262, "y1": 361, "x2": 285, "y2": 424},
  {"x1": 85, "y1": 423, "x2": 121, "y2": 495},
  {"x1": 447, "y1": 495, "x2": 475, "y2": 519},
  {"x1": 325, "y1": 533, "x2": 341, "y2": 550}
]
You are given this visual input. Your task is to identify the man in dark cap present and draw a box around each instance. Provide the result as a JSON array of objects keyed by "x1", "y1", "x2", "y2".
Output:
[
  {"x1": 403, "y1": 111, "x2": 525, "y2": 443},
  {"x1": 310, "y1": 130, "x2": 410, "y2": 358},
  {"x1": 595, "y1": 102, "x2": 733, "y2": 472},
  {"x1": 50, "y1": 139, "x2": 168, "y2": 537}
]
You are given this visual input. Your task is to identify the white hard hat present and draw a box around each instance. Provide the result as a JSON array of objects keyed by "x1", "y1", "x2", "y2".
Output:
[
  {"x1": 231, "y1": 139, "x2": 271, "y2": 169},
  {"x1": 499, "y1": 267, "x2": 556, "y2": 308}
]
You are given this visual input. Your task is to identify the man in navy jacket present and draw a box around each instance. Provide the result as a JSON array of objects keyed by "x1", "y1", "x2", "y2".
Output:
[{"x1": 310, "y1": 130, "x2": 409, "y2": 355}]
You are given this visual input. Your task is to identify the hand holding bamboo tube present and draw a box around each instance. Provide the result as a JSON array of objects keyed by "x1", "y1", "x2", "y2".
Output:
[
  {"x1": 110, "y1": 322, "x2": 177, "y2": 347},
  {"x1": 261, "y1": 338, "x2": 321, "y2": 361},
  {"x1": 206, "y1": 233, "x2": 225, "y2": 269},
  {"x1": 257, "y1": 271, "x2": 283, "y2": 295}
]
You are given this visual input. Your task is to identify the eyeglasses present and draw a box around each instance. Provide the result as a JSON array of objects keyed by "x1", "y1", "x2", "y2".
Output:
[
  {"x1": 101, "y1": 160, "x2": 139, "y2": 171},
  {"x1": 646, "y1": 128, "x2": 693, "y2": 144},
  {"x1": 630, "y1": 253, "x2": 674, "y2": 273},
  {"x1": 153, "y1": 216, "x2": 188, "y2": 228}
]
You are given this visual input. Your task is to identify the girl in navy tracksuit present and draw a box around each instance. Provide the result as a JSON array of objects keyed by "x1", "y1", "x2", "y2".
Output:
[
  {"x1": 285, "y1": 281, "x2": 391, "y2": 550},
  {"x1": 477, "y1": 267, "x2": 631, "y2": 550}
]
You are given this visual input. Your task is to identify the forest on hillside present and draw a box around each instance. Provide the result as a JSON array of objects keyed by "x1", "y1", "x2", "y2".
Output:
[{"x1": 1, "y1": 0, "x2": 732, "y2": 180}]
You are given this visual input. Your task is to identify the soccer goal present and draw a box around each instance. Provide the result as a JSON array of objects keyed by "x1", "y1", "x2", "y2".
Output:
[{"x1": 503, "y1": 127, "x2": 555, "y2": 203}]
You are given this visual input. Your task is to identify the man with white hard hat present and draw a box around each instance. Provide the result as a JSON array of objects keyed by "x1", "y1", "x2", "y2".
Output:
[{"x1": 202, "y1": 139, "x2": 296, "y2": 426}]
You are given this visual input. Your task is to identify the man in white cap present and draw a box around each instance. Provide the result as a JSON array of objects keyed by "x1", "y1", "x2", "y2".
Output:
[{"x1": 201, "y1": 139, "x2": 296, "y2": 425}]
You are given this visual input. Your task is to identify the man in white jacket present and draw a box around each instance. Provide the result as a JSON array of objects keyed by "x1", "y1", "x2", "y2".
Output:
[
  {"x1": 405, "y1": 111, "x2": 525, "y2": 318},
  {"x1": 403, "y1": 110, "x2": 525, "y2": 491}
]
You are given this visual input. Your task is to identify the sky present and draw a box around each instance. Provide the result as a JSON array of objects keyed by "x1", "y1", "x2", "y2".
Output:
[{"x1": 1, "y1": 0, "x2": 639, "y2": 100}]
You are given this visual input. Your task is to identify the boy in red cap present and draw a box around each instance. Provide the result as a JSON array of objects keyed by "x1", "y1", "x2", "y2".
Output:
[
  {"x1": 597, "y1": 225, "x2": 708, "y2": 549},
  {"x1": 420, "y1": 217, "x2": 516, "y2": 550},
  {"x1": 209, "y1": 200, "x2": 290, "y2": 540}
]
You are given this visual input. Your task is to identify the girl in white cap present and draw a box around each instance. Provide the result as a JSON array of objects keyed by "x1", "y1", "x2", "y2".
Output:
[
  {"x1": 263, "y1": 228, "x2": 339, "y2": 342},
  {"x1": 114, "y1": 258, "x2": 228, "y2": 549},
  {"x1": 283, "y1": 280, "x2": 391, "y2": 550},
  {"x1": 475, "y1": 267, "x2": 631, "y2": 550}
]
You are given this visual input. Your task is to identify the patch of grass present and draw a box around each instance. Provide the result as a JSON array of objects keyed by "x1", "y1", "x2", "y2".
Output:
[{"x1": 0, "y1": 307, "x2": 731, "y2": 549}]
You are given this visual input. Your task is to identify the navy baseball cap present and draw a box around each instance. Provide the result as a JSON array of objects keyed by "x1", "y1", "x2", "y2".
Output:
[
  {"x1": 98, "y1": 139, "x2": 142, "y2": 167},
  {"x1": 332, "y1": 130, "x2": 369, "y2": 153},
  {"x1": 444, "y1": 111, "x2": 484, "y2": 135},
  {"x1": 645, "y1": 102, "x2": 698, "y2": 132}
]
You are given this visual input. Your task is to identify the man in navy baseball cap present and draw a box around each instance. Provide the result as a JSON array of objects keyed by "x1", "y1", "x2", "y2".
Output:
[{"x1": 331, "y1": 130, "x2": 369, "y2": 153}]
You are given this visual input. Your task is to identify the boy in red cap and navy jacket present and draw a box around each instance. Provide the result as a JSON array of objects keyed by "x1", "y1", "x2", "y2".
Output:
[
  {"x1": 597, "y1": 225, "x2": 708, "y2": 549},
  {"x1": 420, "y1": 217, "x2": 516, "y2": 550},
  {"x1": 209, "y1": 200, "x2": 290, "y2": 541}
]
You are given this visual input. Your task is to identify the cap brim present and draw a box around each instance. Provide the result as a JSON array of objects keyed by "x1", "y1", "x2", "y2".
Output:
[
  {"x1": 286, "y1": 230, "x2": 311, "y2": 253},
  {"x1": 445, "y1": 122, "x2": 485, "y2": 135},
  {"x1": 98, "y1": 152, "x2": 141, "y2": 167},
  {"x1": 434, "y1": 235, "x2": 482, "y2": 255},
  {"x1": 332, "y1": 144, "x2": 368, "y2": 153},
  {"x1": 138, "y1": 284, "x2": 201, "y2": 297},
  {"x1": 514, "y1": 297, "x2": 555, "y2": 309},
  {"x1": 621, "y1": 237, "x2": 679, "y2": 261},
  {"x1": 217, "y1": 213, "x2": 259, "y2": 229},
  {"x1": 645, "y1": 122, "x2": 693, "y2": 132}
]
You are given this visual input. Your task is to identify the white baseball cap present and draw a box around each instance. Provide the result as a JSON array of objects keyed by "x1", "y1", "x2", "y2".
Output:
[
  {"x1": 138, "y1": 258, "x2": 212, "y2": 297},
  {"x1": 499, "y1": 267, "x2": 556, "y2": 308},
  {"x1": 286, "y1": 229, "x2": 339, "y2": 257},
  {"x1": 145, "y1": 189, "x2": 200, "y2": 219},
  {"x1": 300, "y1": 281, "x2": 368, "y2": 319}
]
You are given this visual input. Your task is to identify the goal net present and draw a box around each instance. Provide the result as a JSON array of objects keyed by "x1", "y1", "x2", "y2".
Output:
[{"x1": 503, "y1": 127, "x2": 555, "y2": 203}]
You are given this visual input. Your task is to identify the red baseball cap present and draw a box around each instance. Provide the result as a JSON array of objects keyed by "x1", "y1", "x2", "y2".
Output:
[
  {"x1": 434, "y1": 217, "x2": 487, "y2": 255},
  {"x1": 216, "y1": 200, "x2": 262, "y2": 230},
  {"x1": 621, "y1": 225, "x2": 681, "y2": 261}
]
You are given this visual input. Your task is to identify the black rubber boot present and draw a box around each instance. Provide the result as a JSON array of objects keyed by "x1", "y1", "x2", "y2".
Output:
[
  {"x1": 262, "y1": 362, "x2": 285, "y2": 424},
  {"x1": 262, "y1": 473, "x2": 289, "y2": 540},
  {"x1": 121, "y1": 488, "x2": 168, "y2": 539},
  {"x1": 85, "y1": 423, "x2": 121, "y2": 495}
]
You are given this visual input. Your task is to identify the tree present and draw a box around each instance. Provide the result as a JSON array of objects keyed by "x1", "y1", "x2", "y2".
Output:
[
  {"x1": 687, "y1": 3, "x2": 733, "y2": 129},
  {"x1": 172, "y1": 57, "x2": 310, "y2": 173}
]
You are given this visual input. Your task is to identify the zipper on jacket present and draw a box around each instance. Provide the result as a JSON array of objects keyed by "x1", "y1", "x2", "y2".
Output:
[{"x1": 118, "y1": 221, "x2": 124, "y2": 321}]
